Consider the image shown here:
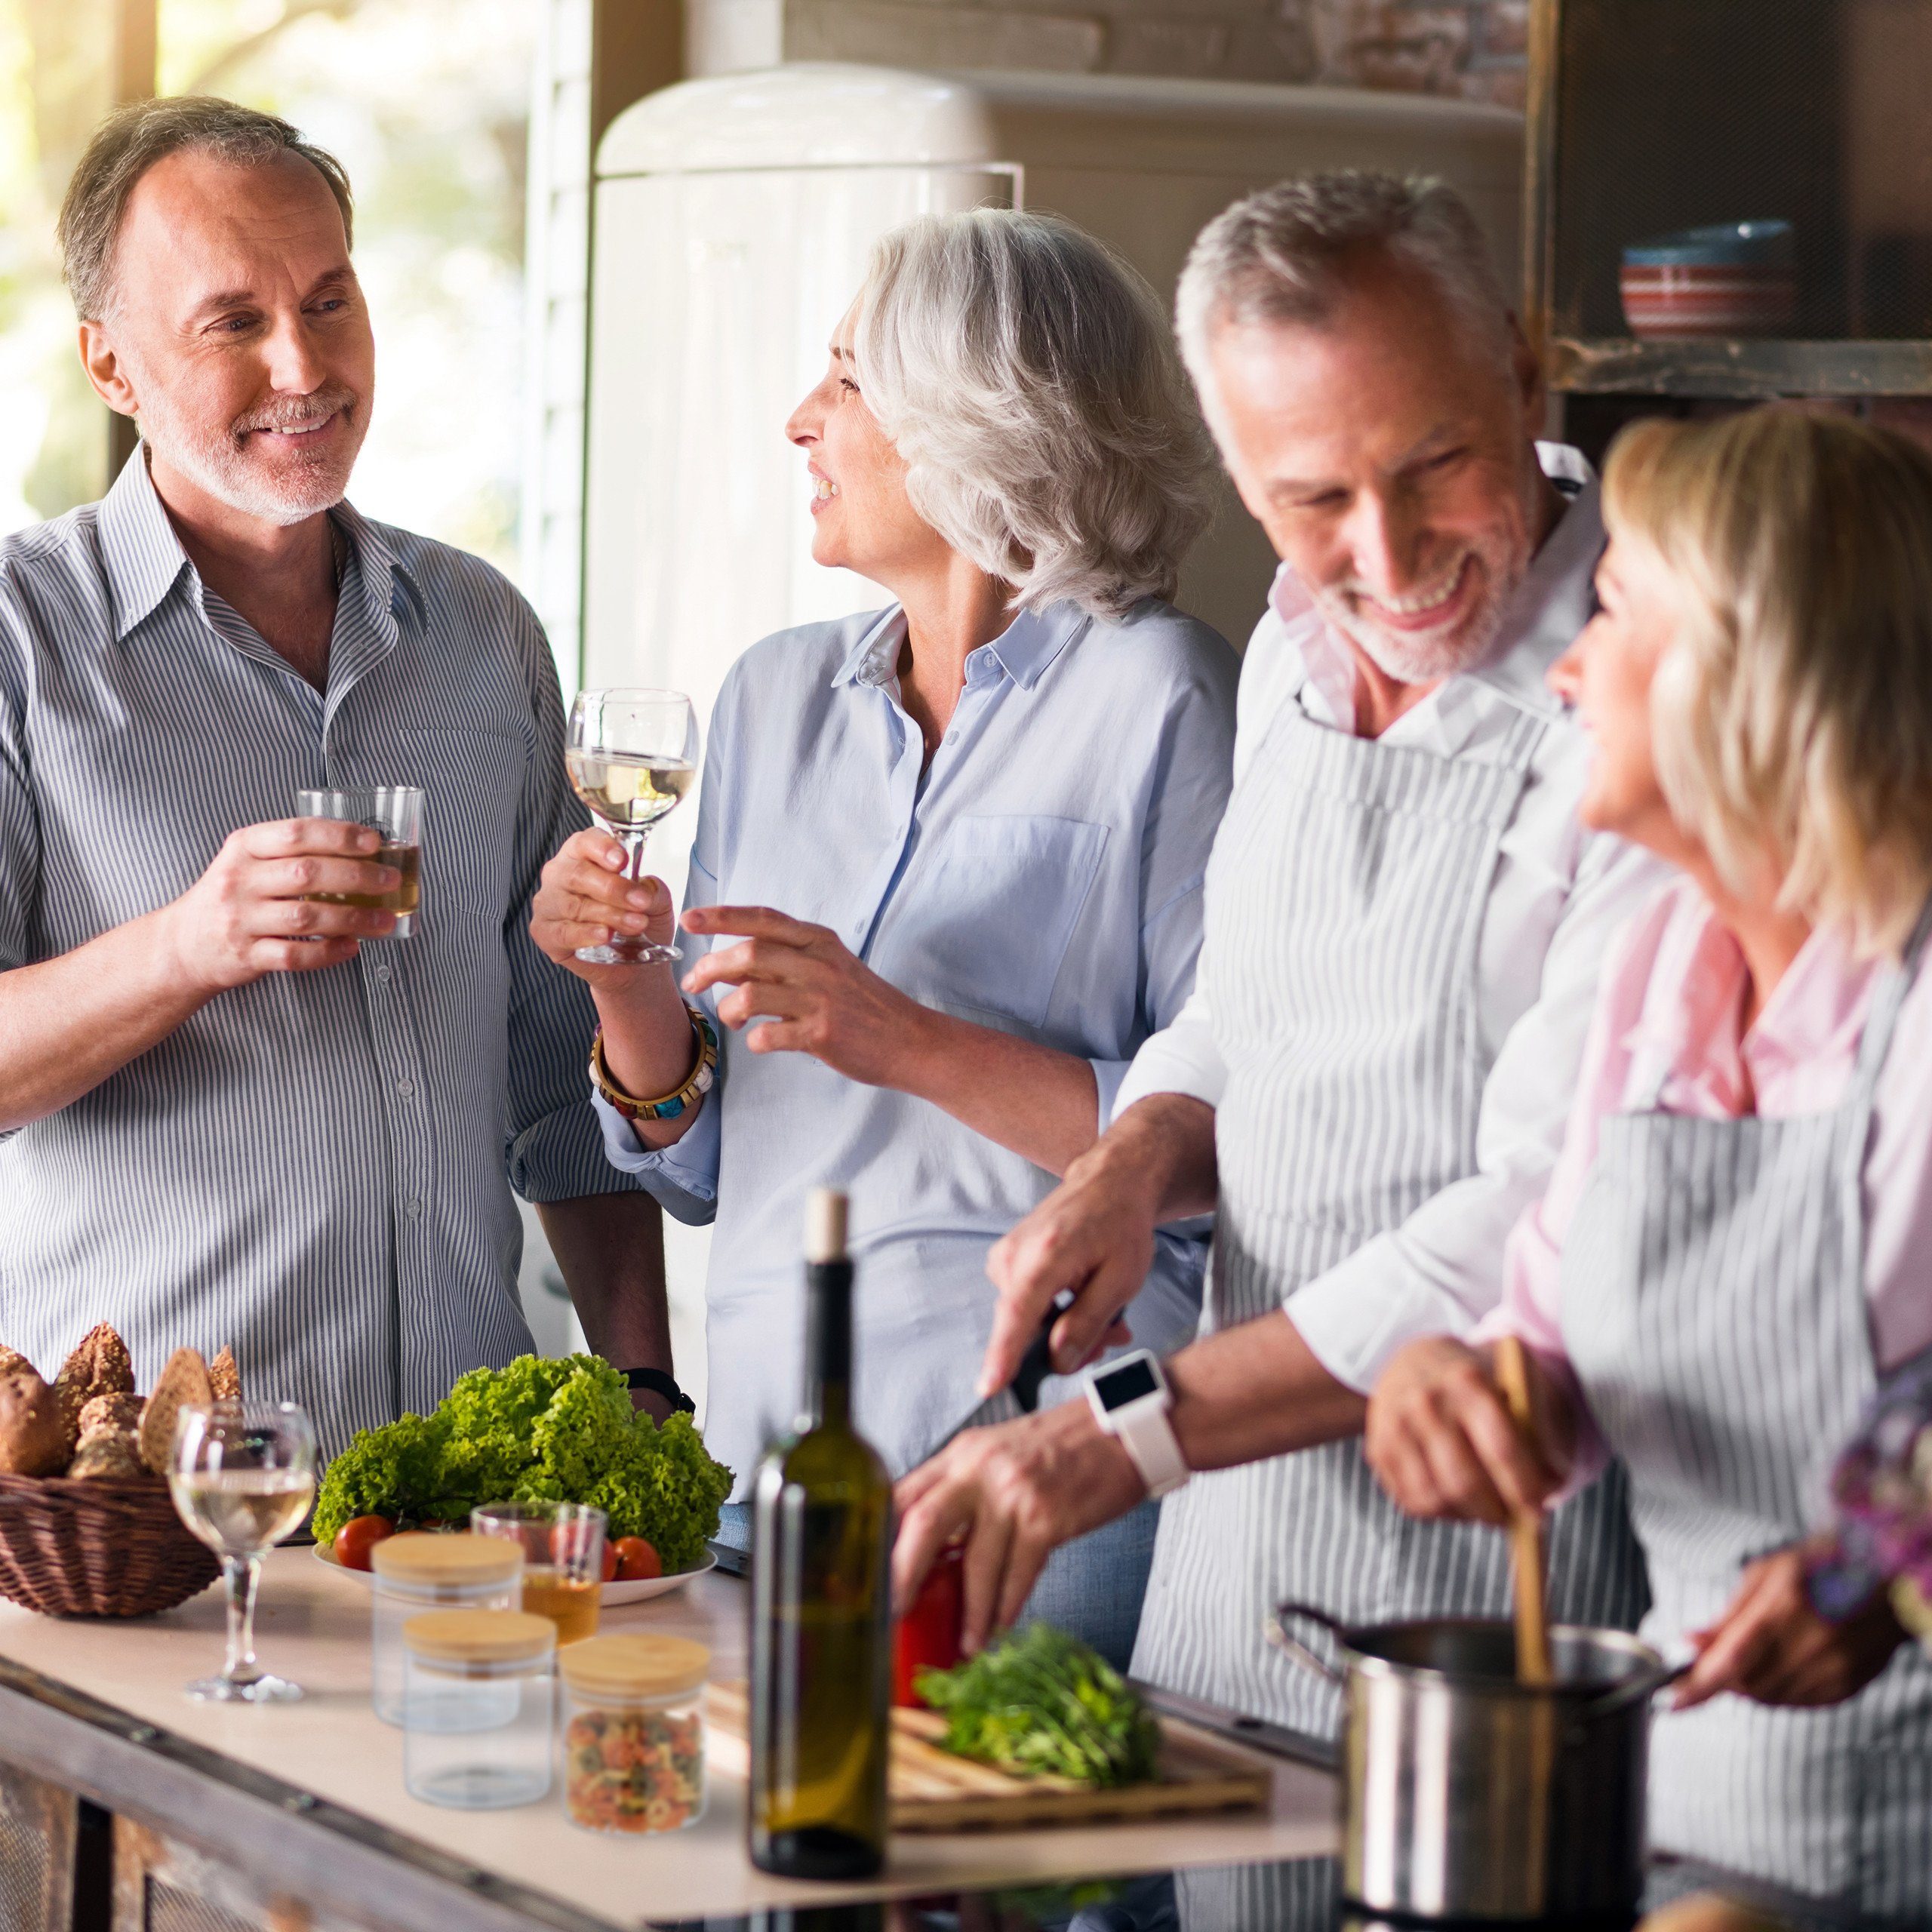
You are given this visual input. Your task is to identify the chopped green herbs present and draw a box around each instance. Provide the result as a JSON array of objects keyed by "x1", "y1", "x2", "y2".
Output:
[{"x1": 915, "y1": 1624, "x2": 1162, "y2": 1789}]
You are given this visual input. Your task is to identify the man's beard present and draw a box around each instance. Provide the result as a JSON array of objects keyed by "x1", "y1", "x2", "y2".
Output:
[
  {"x1": 134, "y1": 374, "x2": 366, "y2": 528},
  {"x1": 1314, "y1": 536, "x2": 1524, "y2": 688}
]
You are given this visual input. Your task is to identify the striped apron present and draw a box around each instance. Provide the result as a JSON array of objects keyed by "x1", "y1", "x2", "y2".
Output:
[
  {"x1": 1133, "y1": 692, "x2": 1647, "y2": 1737},
  {"x1": 1561, "y1": 913, "x2": 1932, "y2": 1916}
]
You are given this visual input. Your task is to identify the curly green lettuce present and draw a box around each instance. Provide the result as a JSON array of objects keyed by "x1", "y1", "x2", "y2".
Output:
[{"x1": 312, "y1": 1355, "x2": 732, "y2": 1570}]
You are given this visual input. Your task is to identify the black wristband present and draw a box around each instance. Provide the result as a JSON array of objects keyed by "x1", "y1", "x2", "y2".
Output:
[{"x1": 623, "y1": 1366, "x2": 696, "y2": 1414}]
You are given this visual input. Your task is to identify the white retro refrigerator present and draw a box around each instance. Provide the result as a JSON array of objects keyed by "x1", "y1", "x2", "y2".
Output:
[{"x1": 581, "y1": 64, "x2": 1522, "y2": 1404}]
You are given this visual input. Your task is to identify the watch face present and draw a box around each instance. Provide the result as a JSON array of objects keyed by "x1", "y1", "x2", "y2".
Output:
[{"x1": 1097, "y1": 1355, "x2": 1159, "y2": 1411}]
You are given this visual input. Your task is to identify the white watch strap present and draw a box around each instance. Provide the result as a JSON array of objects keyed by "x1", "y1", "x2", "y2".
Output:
[{"x1": 1114, "y1": 1398, "x2": 1190, "y2": 1500}]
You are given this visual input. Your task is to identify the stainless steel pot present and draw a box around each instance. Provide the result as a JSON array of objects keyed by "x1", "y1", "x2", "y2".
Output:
[{"x1": 1271, "y1": 1602, "x2": 1684, "y2": 1923}]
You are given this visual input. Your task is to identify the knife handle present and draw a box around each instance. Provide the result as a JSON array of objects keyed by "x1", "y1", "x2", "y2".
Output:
[{"x1": 1011, "y1": 1290, "x2": 1076, "y2": 1414}]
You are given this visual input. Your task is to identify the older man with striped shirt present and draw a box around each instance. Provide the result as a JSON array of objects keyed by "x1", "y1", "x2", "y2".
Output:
[{"x1": 0, "y1": 99, "x2": 669, "y2": 1457}]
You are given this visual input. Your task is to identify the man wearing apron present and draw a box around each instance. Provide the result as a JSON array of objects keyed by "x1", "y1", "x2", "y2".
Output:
[{"x1": 893, "y1": 174, "x2": 1660, "y2": 1737}]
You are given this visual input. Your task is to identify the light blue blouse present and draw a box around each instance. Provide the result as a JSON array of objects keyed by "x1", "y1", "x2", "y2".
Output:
[{"x1": 596, "y1": 596, "x2": 1238, "y2": 1493}]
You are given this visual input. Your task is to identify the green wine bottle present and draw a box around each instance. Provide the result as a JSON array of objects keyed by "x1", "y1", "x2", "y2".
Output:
[{"x1": 749, "y1": 1189, "x2": 892, "y2": 1879}]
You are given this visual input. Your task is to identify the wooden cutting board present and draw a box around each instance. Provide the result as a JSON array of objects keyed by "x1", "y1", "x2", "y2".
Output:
[{"x1": 705, "y1": 1681, "x2": 1273, "y2": 1832}]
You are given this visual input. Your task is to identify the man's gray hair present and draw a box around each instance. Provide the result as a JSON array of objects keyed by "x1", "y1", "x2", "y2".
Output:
[
  {"x1": 57, "y1": 96, "x2": 354, "y2": 322},
  {"x1": 851, "y1": 208, "x2": 1216, "y2": 620},
  {"x1": 1175, "y1": 170, "x2": 1512, "y2": 382}
]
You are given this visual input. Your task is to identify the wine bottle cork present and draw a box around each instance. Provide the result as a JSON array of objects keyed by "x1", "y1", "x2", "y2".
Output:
[{"x1": 805, "y1": 1189, "x2": 848, "y2": 1264}]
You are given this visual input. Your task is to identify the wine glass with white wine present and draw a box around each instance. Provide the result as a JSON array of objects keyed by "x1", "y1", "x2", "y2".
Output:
[
  {"x1": 168, "y1": 1401, "x2": 317, "y2": 1703},
  {"x1": 565, "y1": 688, "x2": 700, "y2": 966}
]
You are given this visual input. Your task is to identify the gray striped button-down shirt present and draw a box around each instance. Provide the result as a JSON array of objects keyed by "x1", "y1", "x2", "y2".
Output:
[{"x1": 0, "y1": 452, "x2": 632, "y2": 1457}]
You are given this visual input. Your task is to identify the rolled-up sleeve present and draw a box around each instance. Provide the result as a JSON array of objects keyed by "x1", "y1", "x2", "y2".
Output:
[
  {"x1": 500, "y1": 602, "x2": 647, "y2": 1202},
  {"x1": 1287, "y1": 829, "x2": 1669, "y2": 1392}
]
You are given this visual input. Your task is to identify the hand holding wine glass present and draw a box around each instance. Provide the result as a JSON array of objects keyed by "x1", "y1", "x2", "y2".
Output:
[
  {"x1": 564, "y1": 689, "x2": 699, "y2": 968},
  {"x1": 168, "y1": 1401, "x2": 317, "y2": 1703}
]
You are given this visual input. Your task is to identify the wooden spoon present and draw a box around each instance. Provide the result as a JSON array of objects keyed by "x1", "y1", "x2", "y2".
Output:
[{"x1": 1494, "y1": 1335, "x2": 1552, "y2": 1684}]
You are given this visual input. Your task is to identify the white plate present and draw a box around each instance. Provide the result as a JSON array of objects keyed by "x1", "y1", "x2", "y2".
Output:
[{"x1": 312, "y1": 1541, "x2": 716, "y2": 1604}]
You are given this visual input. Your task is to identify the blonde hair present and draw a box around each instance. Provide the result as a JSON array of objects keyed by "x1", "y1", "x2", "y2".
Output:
[
  {"x1": 1604, "y1": 408, "x2": 1932, "y2": 956},
  {"x1": 851, "y1": 209, "x2": 1216, "y2": 620}
]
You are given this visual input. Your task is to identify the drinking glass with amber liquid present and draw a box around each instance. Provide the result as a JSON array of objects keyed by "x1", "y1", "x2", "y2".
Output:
[
  {"x1": 472, "y1": 1501, "x2": 605, "y2": 1646},
  {"x1": 294, "y1": 786, "x2": 425, "y2": 938},
  {"x1": 565, "y1": 688, "x2": 698, "y2": 966}
]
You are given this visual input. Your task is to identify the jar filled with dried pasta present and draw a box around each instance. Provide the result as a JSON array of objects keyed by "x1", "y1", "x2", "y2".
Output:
[{"x1": 559, "y1": 1634, "x2": 709, "y2": 1834}]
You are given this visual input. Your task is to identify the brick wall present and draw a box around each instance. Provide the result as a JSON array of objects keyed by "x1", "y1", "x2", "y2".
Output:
[{"x1": 688, "y1": 0, "x2": 1530, "y2": 107}]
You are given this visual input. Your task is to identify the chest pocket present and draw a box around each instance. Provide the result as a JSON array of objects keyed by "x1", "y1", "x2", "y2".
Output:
[
  {"x1": 391, "y1": 727, "x2": 527, "y2": 929},
  {"x1": 892, "y1": 814, "x2": 1109, "y2": 1030}
]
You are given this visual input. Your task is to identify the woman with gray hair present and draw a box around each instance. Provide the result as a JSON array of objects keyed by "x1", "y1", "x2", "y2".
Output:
[{"x1": 532, "y1": 208, "x2": 1235, "y2": 1662}]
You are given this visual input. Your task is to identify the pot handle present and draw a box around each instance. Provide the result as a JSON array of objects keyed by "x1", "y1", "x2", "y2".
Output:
[
  {"x1": 1573, "y1": 1659, "x2": 1689, "y2": 1725},
  {"x1": 1266, "y1": 1601, "x2": 1348, "y2": 1689}
]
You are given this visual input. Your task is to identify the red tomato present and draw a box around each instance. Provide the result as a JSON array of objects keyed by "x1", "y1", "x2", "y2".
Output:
[
  {"x1": 600, "y1": 1542, "x2": 619, "y2": 1583},
  {"x1": 893, "y1": 1541, "x2": 965, "y2": 1707},
  {"x1": 614, "y1": 1536, "x2": 662, "y2": 1582},
  {"x1": 334, "y1": 1515, "x2": 397, "y2": 1572}
]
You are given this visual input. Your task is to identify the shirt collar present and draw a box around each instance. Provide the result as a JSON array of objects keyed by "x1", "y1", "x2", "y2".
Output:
[
  {"x1": 94, "y1": 444, "x2": 420, "y2": 645},
  {"x1": 830, "y1": 599, "x2": 1090, "y2": 693},
  {"x1": 1621, "y1": 886, "x2": 1882, "y2": 1112},
  {"x1": 1267, "y1": 441, "x2": 1604, "y2": 731},
  {"x1": 97, "y1": 447, "x2": 192, "y2": 642}
]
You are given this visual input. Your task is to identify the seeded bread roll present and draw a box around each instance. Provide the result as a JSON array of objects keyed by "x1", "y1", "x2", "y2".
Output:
[
  {"x1": 68, "y1": 1430, "x2": 146, "y2": 1481},
  {"x1": 0, "y1": 1368, "x2": 73, "y2": 1477},
  {"x1": 138, "y1": 1348, "x2": 214, "y2": 1475},
  {"x1": 53, "y1": 1322, "x2": 137, "y2": 1461},
  {"x1": 0, "y1": 1348, "x2": 32, "y2": 1380},
  {"x1": 78, "y1": 1392, "x2": 145, "y2": 1440},
  {"x1": 208, "y1": 1346, "x2": 242, "y2": 1402}
]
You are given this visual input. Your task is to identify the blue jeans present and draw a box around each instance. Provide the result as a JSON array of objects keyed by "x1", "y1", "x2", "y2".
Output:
[{"x1": 715, "y1": 1498, "x2": 1159, "y2": 1675}]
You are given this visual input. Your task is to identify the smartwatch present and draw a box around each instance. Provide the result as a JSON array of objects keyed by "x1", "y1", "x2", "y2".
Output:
[
  {"x1": 623, "y1": 1367, "x2": 696, "y2": 1415},
  {"x1": 1084, "y1": 1350, "x2": 1189, "y2": 1500}
]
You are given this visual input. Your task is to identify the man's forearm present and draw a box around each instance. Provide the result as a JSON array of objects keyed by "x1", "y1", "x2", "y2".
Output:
[
  {"x1": 1166, "y1": 1312, "x2": 1368, "y2": 1471},
  {"x1": 1082, "y1": 1091, "x2": 1220, "y2": 1220},
  {"x1": 0, "y1": 909, "x2": 211, "y2": 1133},
  {"x1": 537, "y1": 1191, "x2": 672, "y2": 1373}
]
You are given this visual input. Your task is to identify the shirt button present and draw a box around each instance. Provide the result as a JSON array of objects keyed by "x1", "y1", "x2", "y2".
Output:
[
  {"x1": 405, "y1": 1198, "x2": 423, "y2": 1220},
  {"x1": 395, "y1": 1078, "x2": 416, "y2": 1100},
  {"x1": 943, "y1": 731, "x2": 958, "y2": 746},
  {"x1": 374, "y1": 964, "x2": 393, "y2": 986}
]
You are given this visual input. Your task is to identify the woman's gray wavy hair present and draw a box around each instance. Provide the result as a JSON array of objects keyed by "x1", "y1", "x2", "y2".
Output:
[{"x1": 850, "y1": 209, "x2": 1216, "y2": 620}]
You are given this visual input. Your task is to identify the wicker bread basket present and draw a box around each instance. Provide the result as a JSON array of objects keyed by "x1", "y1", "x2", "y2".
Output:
[{"x1": 0, "y1": 1470, "x2": 219, "y2": 1617}]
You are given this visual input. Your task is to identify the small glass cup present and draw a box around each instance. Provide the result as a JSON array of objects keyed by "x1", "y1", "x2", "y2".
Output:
[
  {"x1": 402, "y1": 1611, "x2": 555, "y2": 1809},
  {"x1": 472, "y1": 1502, "x2": 605, "y2": 1647},
  {"x1": 294, "y1": 786, "x2": 425, "y2": 938}
]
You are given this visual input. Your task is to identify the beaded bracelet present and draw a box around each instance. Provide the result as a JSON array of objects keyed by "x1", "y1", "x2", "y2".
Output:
[{"x1": 589, "y1": 1006, "x2": 718, "y2": 1122}]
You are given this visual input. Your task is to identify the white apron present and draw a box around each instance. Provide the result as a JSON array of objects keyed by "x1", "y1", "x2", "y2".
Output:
[
  {"x1": 1133, "y1": 691, "x2": 1647, "y2": 1736},
  {"x1": 1561, "y1": 911, "x2": 1932, "y2": 1917}
]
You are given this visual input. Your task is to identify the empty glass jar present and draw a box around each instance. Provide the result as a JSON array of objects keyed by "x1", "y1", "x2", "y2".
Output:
[
  {"x1": 401, "y1": 1610, "x2": 556, "y2": 1810},
  {"x1": 370, "y1": 1531, "x2": 521, "y2": 1726}
]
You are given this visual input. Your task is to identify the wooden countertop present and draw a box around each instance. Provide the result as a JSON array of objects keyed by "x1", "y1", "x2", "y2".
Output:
[{"x1": 0, "y1": 1546, "x2": 1339, "y2": 1929}]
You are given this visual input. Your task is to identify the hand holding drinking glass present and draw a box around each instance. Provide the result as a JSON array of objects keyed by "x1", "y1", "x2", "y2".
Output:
[
  {"x1": 564, "y1": 689, "x2": 698, "y2": 967},
  {"x1": 294, "y1": 786, "x2": 425, "y2": 939},
  {"x1": 168, "y1": 1401, "x2": 317, "y2": 1703}
]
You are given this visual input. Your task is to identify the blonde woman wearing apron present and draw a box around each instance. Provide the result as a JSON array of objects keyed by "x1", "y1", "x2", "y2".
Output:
[{"x1": 1367, "y1": 409, "x2": 1932, "y2": 1917}]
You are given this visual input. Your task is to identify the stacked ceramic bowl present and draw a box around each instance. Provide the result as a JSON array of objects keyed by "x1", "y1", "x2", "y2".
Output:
[{"x1": 1620, "y1": 220, "x2": 1796, "y2": 340}]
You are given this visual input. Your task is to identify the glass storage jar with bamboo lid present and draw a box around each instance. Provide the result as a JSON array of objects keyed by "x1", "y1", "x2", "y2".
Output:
[
  {"x1": 402, "y1": 1610, "x2": 557, "y2": 1809},
  {"x1": 560, "y1": 1634, "x2": 710, "y2": 1834},
  {"x1": 371, "y1": 1531, "x2": 522, "y2": 1725}
]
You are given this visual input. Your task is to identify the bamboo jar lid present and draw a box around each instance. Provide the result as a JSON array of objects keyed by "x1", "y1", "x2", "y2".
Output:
[
  {"x1": 403, "y1": 1610, "x2": 556, "y2": 1666},
  {"x1": 371, "y1": 1531, "x2": 521, "y2": 1588},
  {"x1": 560, "y1": 1634, "x2": 710, "y2": 1699}
]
